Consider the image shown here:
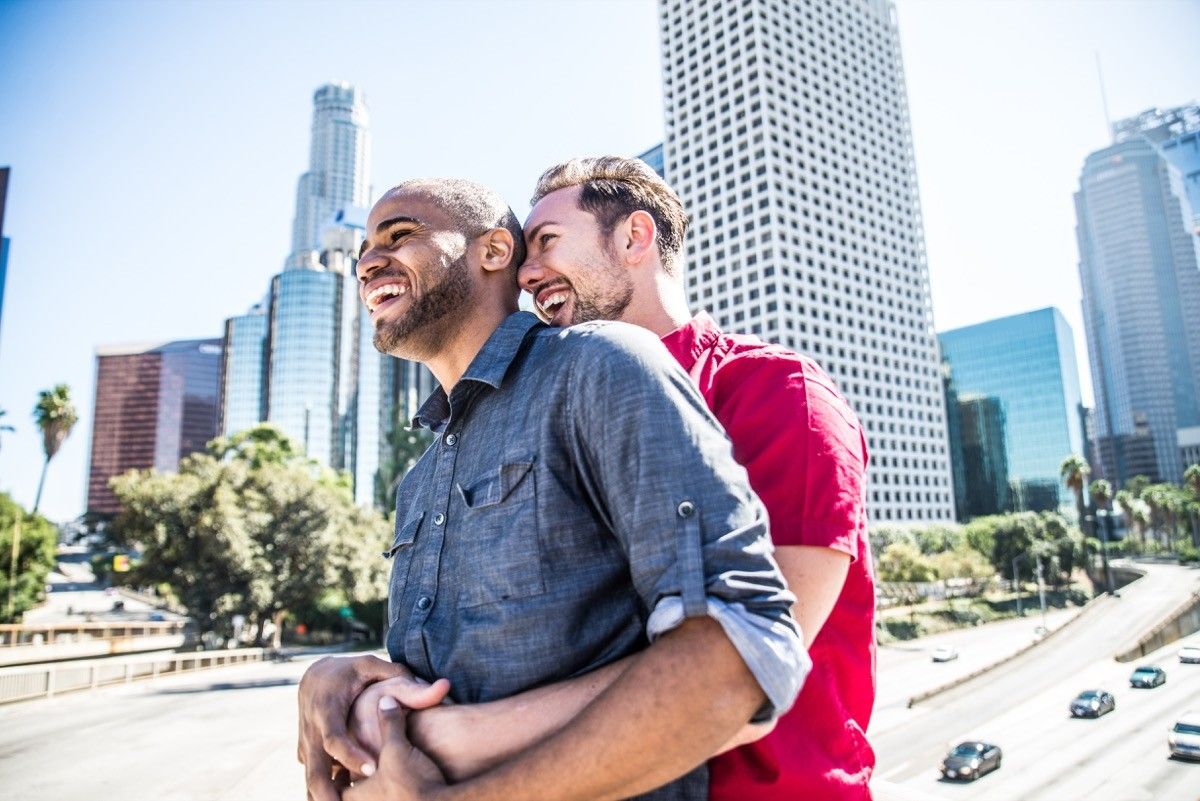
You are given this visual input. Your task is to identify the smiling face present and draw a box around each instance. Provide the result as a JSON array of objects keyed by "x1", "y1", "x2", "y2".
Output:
[
  {"x1": 357, "y1": 189, "x2": 474, "y2": 360},
  {"x1": 519, "y1": 186, "x2": 634, "y2": 326}
]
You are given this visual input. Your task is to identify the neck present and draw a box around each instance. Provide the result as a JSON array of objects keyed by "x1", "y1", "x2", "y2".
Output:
[
  {"x1": 422, "y1": 300, "x2": 516, "y2": 394},
  {"x1": 621, "y1": 270, "x2": 693, "y2": 338}
]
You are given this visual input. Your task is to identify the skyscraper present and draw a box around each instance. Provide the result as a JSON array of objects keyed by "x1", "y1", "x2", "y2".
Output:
[
  {"x1": 658, "y1": 0, "x2": 954, "y2": 522},
  {"x1": 1076, "y1": 109, "x2": 1200, "y2": 486},
  {"x1": 1113, "y1": 105, "x2": 1200, "y2": 233},
  {"x1": 288, "y1": 83, "x2": 371, "y2": 269},
  {"x1": 956, "y1": 394, "x2": 1010, "y2": 519},
  {"x1": 218, "y1": 304, "x2": 268, "y2": 437},
  {"x1": 87, "y1": 339, "x2": 222, "y2": 515},
  {"x1": 940, "y1": 309, "x2": 1085, "y2": 516}
]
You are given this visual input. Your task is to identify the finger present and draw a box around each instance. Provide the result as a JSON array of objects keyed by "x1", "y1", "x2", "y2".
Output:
[
  {"x1": 380, "y1": 677, "x2": 452, "y2": 710},
  {"x1": 377, "y1": 695, "x2": 413, "y2": 753},
  {"x1": 321, "y1": 726, "x2": 378, "y2": 780},
  {"x1": 355, "y1": 654, "x2": 414, "y2": 683},
  {"x1": 303, "y1": 755, "x2": 342, "y2": 801}
]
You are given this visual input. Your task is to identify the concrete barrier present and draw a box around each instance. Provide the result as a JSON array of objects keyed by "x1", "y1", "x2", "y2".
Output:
[
  {"x1": 0, "y1": 647, "x2": 267, "y2": 705},
  {"x1": 906, "y1": 565, "x2": 1149, "y2": 708},
  {"x1": 1114, "y1": 590, "x2": 1200, "y2": 663}
]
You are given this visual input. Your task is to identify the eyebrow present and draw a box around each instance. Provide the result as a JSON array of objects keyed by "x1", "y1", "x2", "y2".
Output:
[
  {"x1": 360, "y1": 216, "x2": 422, "y2": 258},
  {"x1": 525, "y1": 220, "x2": 558, "y2": 245}
]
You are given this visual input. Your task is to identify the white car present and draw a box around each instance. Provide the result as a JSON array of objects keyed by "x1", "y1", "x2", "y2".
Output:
[
  {"x1": 931, "y1": 645, "x2": 959, "y2": 662},
  {"x1": 1178, "y1": 645, "x2": 1200, "y2": 664},
  {"x1": 1169, "y1": 712, "x2": 1200, "y2": 760}
]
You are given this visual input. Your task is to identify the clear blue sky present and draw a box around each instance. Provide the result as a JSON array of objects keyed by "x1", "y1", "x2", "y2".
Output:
[{"x1": 0, "y1": 0, "x2": 1197, "y2": 522}]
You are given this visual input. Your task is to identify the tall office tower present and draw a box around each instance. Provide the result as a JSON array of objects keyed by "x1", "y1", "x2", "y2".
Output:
[
  {"x1": 218, "y1": 304, "x2": 268, "y2": 436},
  {"x1": 0, "y1": 166, "x2": 9, "y2": 354},
  {"x1": 939, "y1": 308, "x2": 1085, "y2": 515},
  {"x1": 287, "y1": 83, "x2": 371, "y2": 269},
  {"x1": 87, "y1": 339, "x2": 222, "y2": 515},
  {"x1": 658, "y1": 0, "x2": 954, "y2": 522},
  {"x1": 1112, "y1": 105, "x2": 1200, "y2": 232},
  {"x1": 955, "y1": 394, "x2": 1010, "y2": 519},
  {"x1": 1076, "y1": 118, "x2": 1200, "y2": 487},
  {"x1": 638, "y1": 143, "x2": 666, "y2": 178}
]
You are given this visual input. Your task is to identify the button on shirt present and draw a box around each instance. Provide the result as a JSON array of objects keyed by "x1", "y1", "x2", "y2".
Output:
[{"x1": 385, "y1": 312, "x2": 808, "y2": 801}]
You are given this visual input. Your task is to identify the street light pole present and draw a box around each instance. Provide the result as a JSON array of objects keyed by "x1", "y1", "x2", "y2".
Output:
[
  {"x1": 1035, "y1": 553, "x2": 1048, "y2": 632},
  {"x1": 1012, "y1": 554, "x2": 1023, "y2": 617}
]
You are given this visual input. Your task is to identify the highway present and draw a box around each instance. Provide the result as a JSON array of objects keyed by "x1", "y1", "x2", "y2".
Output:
[
  {"x1": 873, "y1": 562, "x2": 1200, "y2": 800},
  {"x1": 0, "y1": 560, "x2": 1196, "y2": 800}
]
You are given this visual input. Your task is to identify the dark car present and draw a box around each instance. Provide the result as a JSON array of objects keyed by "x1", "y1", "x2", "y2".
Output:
[
  {"x1": 1070, "y1": 689, "x2": 1116, "y2": 718},
  {"x1": 1130, "y1": 666, "x2": 1167, "y2": 688},
  {"x1": 940, "y1": 741, "x2": 1002, "y2": 781}
]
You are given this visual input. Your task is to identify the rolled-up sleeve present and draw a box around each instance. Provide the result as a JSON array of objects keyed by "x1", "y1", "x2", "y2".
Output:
[{"x1": 566, "y1": 323, "x2": 810, "y2": 719}]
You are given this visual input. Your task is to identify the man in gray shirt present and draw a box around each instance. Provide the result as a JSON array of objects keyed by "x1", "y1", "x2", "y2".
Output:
[{"x1": 298, "y1": 178, "x2": 807, "y2": 801}]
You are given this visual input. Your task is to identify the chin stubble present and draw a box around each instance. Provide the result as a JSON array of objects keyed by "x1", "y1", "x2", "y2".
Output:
[{"x1": 373, "y1": 253, "x2": 473, "y2": 358}]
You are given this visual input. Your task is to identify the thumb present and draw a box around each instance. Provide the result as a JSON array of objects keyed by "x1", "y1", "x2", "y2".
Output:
[
  {"x1": 382, "y1": 677, "x2": 452, "y2": 710},
  {"x1": 378, "y1": 695, "x2": 412, "y2": 751}
]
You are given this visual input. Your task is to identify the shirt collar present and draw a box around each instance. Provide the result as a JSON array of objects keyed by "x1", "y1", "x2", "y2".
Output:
[
  {"x1": 660, "y1": 311, "x2": 722, "y2": 374},
  {"x1": 412, "y1": 311, "x2": 544, "y2": 431}
]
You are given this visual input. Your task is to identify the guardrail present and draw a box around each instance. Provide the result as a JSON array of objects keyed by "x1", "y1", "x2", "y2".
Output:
[
  {"x1": 0, "y1": 620, "x2": 187, "y2": 647},
  {"x1": 0, "y1": 647, "x2": 267, "y2": 705}
]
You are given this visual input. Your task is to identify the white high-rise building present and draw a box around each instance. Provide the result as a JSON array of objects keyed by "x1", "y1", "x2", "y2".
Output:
[
  {"x1": 659, "y1": 0, "x2": 955, "y2": 522},
  {"x1": 288, "y1": 82, "x2": 371, "y2": 269}
]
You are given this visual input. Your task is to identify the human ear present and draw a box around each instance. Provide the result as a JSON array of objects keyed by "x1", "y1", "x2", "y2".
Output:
[
  {"x1": 478, "y1": 228, "x2": 515, "y2": 274},
  {"x1": 623, "y1": 210, "x2": 658, "y2": 264}
]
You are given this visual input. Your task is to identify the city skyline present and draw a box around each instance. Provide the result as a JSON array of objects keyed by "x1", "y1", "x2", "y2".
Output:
[{"x1": 1, "y1": 0, "x2": 1198, "y2": 521}]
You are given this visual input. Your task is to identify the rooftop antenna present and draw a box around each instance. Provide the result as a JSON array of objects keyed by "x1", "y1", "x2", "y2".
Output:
[{"x1": 1095, "y1": 52, "x2": 1113, "y2": 141}]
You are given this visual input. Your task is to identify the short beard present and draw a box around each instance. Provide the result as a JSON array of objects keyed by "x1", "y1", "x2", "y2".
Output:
[
  {"x1": 568, "y1": 244, "x2": 635, "y2": 325},
  {"x1": 373, "y1": 253, "x2": 473, "y2": 360}
]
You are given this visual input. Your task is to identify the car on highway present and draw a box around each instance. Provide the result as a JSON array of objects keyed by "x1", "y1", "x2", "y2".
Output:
[
  {"x1": 940, "y1": 741, "x2": 1002, "y2": 781},
  {"x1": 1179, "y1": 645, "x2": 1200, "y2": 664},
  {"x1": 1069, "y1": 689, "x2": 1115, "y2": 718},
  {"x1": 931, "y1": 645, "x2": 959, "y2": 662},
  {"x1": 1130, "y1": 665, "x2": 1167, "y2": 688},
  {"x1": 1168, "y1": 713, "x2": 1200, "y2": 760}
]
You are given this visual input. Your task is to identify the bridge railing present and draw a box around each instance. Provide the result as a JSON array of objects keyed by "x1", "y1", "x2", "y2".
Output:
[
  {"x1": 0, "y1": 620, "x2": 188, "y2": 647},
  {"x1": 0, "y1": 647, "x2": 267, "y2": 705}
]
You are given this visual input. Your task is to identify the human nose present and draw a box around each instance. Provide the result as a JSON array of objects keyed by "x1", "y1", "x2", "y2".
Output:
[
  {"x1": 517, "y1": 255, "x2": 545, "y2": 293},
  {"x1": 356, "y1": 247, "x2": 386, "y2": 285}
]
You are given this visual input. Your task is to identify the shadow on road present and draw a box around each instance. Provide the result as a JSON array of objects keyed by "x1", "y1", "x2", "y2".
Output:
[{"x1": 153, "y1": 678, "x2": 298, "y2": 695}]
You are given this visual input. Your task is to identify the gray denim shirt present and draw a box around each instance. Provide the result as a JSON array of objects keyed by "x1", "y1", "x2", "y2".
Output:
[{"x1": 385, "y1": 312, "x2": 808, "y2": 801}]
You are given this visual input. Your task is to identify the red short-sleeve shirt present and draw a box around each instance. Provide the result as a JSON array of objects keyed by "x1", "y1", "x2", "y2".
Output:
[{"x1": 661, "y1": 313, "x2": 876, "y2": 801}]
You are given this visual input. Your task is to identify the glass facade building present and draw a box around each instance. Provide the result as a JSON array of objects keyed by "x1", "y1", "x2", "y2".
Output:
[
  {"x1": 939, "y1": 308, "x2": 1085, "y2": 515},
  {"x1": 288, "y1": 83, "x2": 371, "y2": 269},
  {"x1": 266, "y1": 269, "x2": 340, "y2": 465},
  {"x1": 87, "y1": 338, "x2": 222, "y2": 515},
  {"x1": 218, "y1": 306, "x2": 268, "y2": 436},
  {"x1": 1076, "y1": 121, "x2": 1200, "y2": 486},
  {"x1": 956, "y1": 394, "x2": 1010, "y2": 518},
  {"x1": 637, "y1": 143, "x2": 665, "y2": 178}
]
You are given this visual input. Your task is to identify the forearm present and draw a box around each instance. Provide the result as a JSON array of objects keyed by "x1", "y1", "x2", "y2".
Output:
[
  {"x1": 411, "y1": 658, "x2": 632, "y2": 782},
  {"x1": 437, "y1": 617, "x2": 765, "y2": 801}
]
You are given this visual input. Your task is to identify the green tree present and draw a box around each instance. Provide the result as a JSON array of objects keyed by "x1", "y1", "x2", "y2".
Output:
[
  {"x1": 1, "y1": 493, "x2": 57, "y2": 623},
  {"x1": 1124, "y1": 475, "x2": 1152, "y2": 498},
  {"x1": 32, "y1": 384, "x2": 79, "y2": 514},
  {"x1": 110, "y1": 427, "x2": 391, "y2": 647},
  {"x1": 877, "y1": 541, "x2": 938, "y2": 583},
  {"x1": 931, "y1": 545, "x2": 995, "y2": 582},
  {"x1": 374, "y1": 408, "x2": 433, "y2": 511},
  {"x1": 1115, "y1": 490, "x2": 1148, "y2": 552}
]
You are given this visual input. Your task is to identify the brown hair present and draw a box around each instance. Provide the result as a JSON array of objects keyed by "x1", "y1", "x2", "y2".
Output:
[{"x1": 531, "y1": 156, "x2": 688, "y2": 274}]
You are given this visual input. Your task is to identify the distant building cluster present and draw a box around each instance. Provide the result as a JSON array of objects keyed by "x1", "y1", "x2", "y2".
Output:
[{"x1": 82, "y1": 2, "x2": 1200, "y2": 525}]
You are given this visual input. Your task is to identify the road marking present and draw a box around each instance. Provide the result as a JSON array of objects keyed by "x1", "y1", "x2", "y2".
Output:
[{"x1": 878, "y1": 759, "x2": 912, "y2": 780}]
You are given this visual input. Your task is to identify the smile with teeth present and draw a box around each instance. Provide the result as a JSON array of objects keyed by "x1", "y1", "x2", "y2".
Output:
[
  {"x1": 365, "y1": 282, "x2": 409, "y2": 312},
  {"x1": 538, "y1": 290, "x2": 570, "y2": 316}
]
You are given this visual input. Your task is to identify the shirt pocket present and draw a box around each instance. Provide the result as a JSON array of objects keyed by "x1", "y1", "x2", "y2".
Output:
[
  {"x1": 455, "y1": 458, "x2": 545, "y2": 608},
  {"x1": 385, "y1": 510, "x2": 424, "y2": 623}
]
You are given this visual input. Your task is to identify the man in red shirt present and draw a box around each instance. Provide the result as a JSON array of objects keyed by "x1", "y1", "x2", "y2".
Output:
[{"x1": 343, "y1": 156, "x2": 875, "y2": 799}]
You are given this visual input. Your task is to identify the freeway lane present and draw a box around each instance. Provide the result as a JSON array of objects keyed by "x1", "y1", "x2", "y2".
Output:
[
  {"x1": 0, "y1": 656, "x2": 312, "y2": 801},
  {"x1": 875, "y1": 562, "x2": 1200, "y2": 801}
]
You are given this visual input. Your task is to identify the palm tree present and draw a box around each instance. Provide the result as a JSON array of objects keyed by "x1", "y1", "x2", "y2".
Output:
[
  {"x1": 0, "y1": 408, "x2": 14, "y2": 456},
  {"x1": 1061, "y1": 455, "x2": 1092, "y2": 566},
  {"x1": 1115, "y1": 489, "x2": 1145, "y2": 552},
  {"x1": 32, "y1": 384, "x2": 79, "y2": 514},
  {"x1": 1089, "y1": 478, "x2": 1115, "y2": 591},
  {"x1": 1185, "y1": 465, "x2": 1200, "y2": 547}
]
